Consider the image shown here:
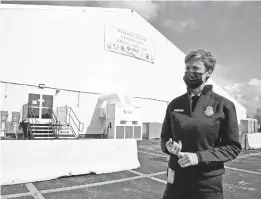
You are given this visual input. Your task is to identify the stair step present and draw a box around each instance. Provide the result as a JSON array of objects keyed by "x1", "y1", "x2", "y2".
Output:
[
  {"x1": 31, "y1": 124, "x2": 53, "y2": 126},
  {"x1": 31, "y1": 127, "x2": 53, "y2": 130},
  {"x1": 30, "y1": 124, "x2": 62, "y2": 127},
  {"x1": 34, "y1": 137, "x2": 56, "y2": 139},
  {"x1": 60, "y1": 127, "x2": 70, "y2": 129},
  {"x1": 59, "y1": 130, "x2": 70, "y2": 133},
  {"x1": 57, "y1": 136, "x2": 75, "y2": 138},
  {"x1": 31, "y1": 125, "x2": 53, "y2": 126},
  {"x1": 58, "y1": 135, "x2": 76, "y2": 138},
  {"x1": 58, "y1": 131, "x2": 76, "y2": 135},
  {"x1": 32, "y1": 133, "x2": 53, "y2": 135},
  {"x1": 31, "y1": 129, "x2": 53, "y2": 131},
  {"x1": 27, "y1": 121, "x2": 79, "y2": 139},
  {"x1": 32, "y1": 135, "x2": 54, "y2": 137},
  {"x1": 57, "y1": 135, "x2": 77, "y2": 138}
]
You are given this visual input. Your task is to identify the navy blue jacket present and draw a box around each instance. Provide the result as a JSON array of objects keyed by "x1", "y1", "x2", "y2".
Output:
[{"x1": 161, "y1": 85, "x2": 242, "y2": 177}]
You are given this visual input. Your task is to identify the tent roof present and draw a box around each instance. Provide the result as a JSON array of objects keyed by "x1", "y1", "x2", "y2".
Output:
[
  {"x1": 0, "y1": 3, "x2": 132, "y2": 13},
  {"x1": 0, "y1": 3, "x2": 247, "y2": 113}
]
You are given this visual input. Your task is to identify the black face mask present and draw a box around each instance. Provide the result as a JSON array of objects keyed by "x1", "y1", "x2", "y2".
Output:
[{"x1": 183, "y1": 71, "x2": 205, "y2": 89}]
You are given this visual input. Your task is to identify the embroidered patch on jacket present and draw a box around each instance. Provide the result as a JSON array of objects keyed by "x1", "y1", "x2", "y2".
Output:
[
  {"x1": 204, "y1": 106, "x2": 214, "y2": 116},
  {"x1": 173, "y1": 109, "x2": 184, "y2": 112}
]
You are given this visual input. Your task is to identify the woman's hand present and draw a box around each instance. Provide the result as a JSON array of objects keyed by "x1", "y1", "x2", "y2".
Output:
[
  {"x1": 166, "y1": 138, "x2": 182, "y2": 155},
  {"x1": 178, "y1": 152, "x2": 199, "y2": 168},
  {"x1": 166, "y1": 139, "x2": 199, "y2": 168}
]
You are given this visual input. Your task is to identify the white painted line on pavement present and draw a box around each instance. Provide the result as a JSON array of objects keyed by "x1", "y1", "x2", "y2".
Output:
[
  {"x1": 138, "y1": 150, "x2": 168, "y2": 158},
  {"x1": 237, "y1": 152, "x2": 261, "y2": 159},
  {"x1": 138, "y1": 146, "x2": 163, "y2": 153},
  {"x1": 138, "y1": 150, "x2": 261, "y2": 176},
  {"x1": 128, "y1": 170, "x2": 144, "y2": 175},
  {"x1": 1, "y1": 192, "x2": 32, "y2": 199},
  {"x1": 128, "y1": 170, "x2": 166, "y2": 176},
  {"x1": 2, "y1": 170, "x2": 168, "y2": 199},
  {"x1": 2, "y1": 176, "x2": 142, "y2": 198},
  {"x1": 25, "y1": 183, "x2": 45, "y2": 199},
  {"x1": 150, "y1": 176, "x2": 167, "y2": 184},
  {"x1": 139, "y1": 146, "x2": 161, "y2": 150},
  {"x1": 40, "y1": 171, "x2": 167, "y2": 194},
  {"x1": 3, "y1": 150, "x2": 260, "y2": 199},
  {"x1": 128, "y1": 170, "x2": 167, "y2": 184},
  {"x1": 225, "y1": 166, "x2": 261, "y2": 175},
  {"x1": 237, "y1": 156, "x2": 261, "y2": 161},
  {"x1": 139, "y1": 149, "x2": 261, "y2": 161}
]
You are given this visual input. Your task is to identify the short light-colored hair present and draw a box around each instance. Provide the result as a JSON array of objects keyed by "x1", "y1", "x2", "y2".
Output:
[{"x1": 185, "y1": 49, "x2": 216, "y2": 71}]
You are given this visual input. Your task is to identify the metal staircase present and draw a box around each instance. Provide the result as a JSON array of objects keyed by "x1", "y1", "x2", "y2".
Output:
[
  {"x1": 30, "y1": 123, "x2": 56, "y2": 139},
  {"x1": 56, "y1": 124, "x2": 77, "y2": 139},
  {"x1": 27, "y1": 107, "x2": 82, "y2": 139},
  {"x1": 55, "y1": 106, "x2": 84, "y2": 139}
]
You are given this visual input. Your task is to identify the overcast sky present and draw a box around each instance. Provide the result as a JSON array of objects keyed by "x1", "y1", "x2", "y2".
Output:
[
  {"x1": 3, "y1": 1, "x2": 261, "y2": 116},
  {"x1": 97, "y1": 1, "x2": 261, "y2": 116}
]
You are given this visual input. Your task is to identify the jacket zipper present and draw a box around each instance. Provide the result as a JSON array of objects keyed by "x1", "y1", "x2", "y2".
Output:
[{"x1": 191, "y1": 95, "x2": 204, "y2": 129}]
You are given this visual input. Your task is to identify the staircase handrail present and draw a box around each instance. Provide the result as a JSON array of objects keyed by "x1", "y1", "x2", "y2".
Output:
[
  {"x1": 50, "y1": 109, "x2": 61, "y2": 138},
  {"x1": 68, "y1": 107, "x2": 84, "y2": 132},
  {"x1": 28, "y1": 109, "x2": 36, "y2": 139},
  {"x1": 68, "y1": 122, "x2": 78, "y2": 138}
]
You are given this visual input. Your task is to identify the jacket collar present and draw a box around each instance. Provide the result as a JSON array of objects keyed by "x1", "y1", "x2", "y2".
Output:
[
  {"x1": 187, "y1": 85, "x2": 213, "y2": 96},
  {"x1": 201, "y1": 85, "x2": 213, "y2": 95}
]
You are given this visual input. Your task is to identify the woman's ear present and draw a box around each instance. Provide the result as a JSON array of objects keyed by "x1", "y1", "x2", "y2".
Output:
[{"x1": 206, "y1": 69, "x2": 213, "y2": 78}]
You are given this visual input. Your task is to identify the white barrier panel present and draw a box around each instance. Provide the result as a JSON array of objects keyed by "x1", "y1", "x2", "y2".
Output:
[
  {"x1": 246, "y1": 133, "x2": 261, "y2": 149},
  {"x1": 0, "y1": 139, "x2": 140, "y2": 185}
]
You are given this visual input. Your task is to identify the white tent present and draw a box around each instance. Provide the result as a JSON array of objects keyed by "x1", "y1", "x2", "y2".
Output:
[{"x1": 0, "y1": 4, "x2": 247, "y2": 136}]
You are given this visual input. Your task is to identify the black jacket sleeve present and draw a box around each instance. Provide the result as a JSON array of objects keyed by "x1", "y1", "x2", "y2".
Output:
[
  {"x1": 160, "y1": 104, "x2": 173, "y2": 155},
  {"x1": 196, "y1": 102, "x2": 242, "y2": 163}
]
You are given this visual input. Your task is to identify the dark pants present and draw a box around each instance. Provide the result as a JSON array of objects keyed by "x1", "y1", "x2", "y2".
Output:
[{"x1": 163, "y1": 170, "x2": 223, "y2": 199}]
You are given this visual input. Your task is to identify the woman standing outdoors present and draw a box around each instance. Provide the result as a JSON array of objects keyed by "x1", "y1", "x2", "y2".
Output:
[{"x1": 161, "y1": 49, "x2": 241, "y2": 199}]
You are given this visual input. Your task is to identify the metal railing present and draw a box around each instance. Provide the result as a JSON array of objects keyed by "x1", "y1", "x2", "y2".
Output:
[
  {"x1": 55, "y1": 106, "x2": 82, "y2": 138},
  {"x1": 49, "y1": 109, "x2": 61, "y2": 138},
  {"x1": 1, "y1": 81, "x2": 170, "y2": 140},
  {"x1": 67, "y1": 107, "x2": 84, "y2": 138},
  {"x1": 68, "y1": 123, "x2": 77, "y2": 138},
  {"x1": 28, "y1": 108, "x2": 37, "y2": 139},
  {"x1": 27, "y1": 108, "x2": 59, "y2": 139},
  {"x1": 26, "y1": 122, "x2": 33, "y2": 139}
]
